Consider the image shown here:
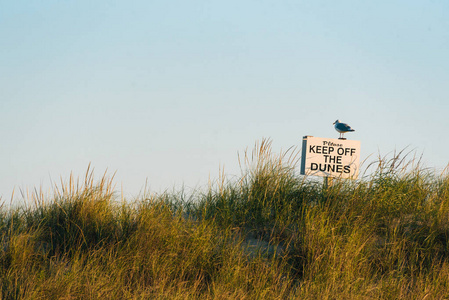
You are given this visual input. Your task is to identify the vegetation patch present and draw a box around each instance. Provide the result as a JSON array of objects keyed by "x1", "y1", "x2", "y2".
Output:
[{"x1": 1, "y1": 140, "x2": 448, "y2": 299}]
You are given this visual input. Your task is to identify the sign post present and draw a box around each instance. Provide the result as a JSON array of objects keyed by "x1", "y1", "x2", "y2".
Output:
[{"x1": 300, "y1": 136, "x2": 361, "y2": 179}]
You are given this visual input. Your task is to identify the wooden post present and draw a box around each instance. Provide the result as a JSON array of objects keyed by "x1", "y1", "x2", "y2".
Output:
[{"x1": 324, "y1": 176, "x2": 333, "y2": 190}]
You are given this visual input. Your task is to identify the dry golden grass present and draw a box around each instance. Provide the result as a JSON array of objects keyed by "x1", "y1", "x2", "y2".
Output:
[{"x1": 1, "y1": 140, "x2": 449, "y2": 299}]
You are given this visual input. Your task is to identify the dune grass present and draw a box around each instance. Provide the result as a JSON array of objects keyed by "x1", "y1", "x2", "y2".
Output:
[{"x1": 1, "y1": 140, "x2": 449, "y2": 299}]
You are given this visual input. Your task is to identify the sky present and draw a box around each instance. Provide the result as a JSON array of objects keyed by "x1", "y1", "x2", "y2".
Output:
[{"x1": 1, "y1": 0, "x2": 448, "y2": 201}]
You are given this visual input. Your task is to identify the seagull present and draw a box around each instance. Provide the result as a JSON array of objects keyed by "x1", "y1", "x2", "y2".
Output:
[{"x1": 333, "y1": 120, "x2": 355, "y2": 139}]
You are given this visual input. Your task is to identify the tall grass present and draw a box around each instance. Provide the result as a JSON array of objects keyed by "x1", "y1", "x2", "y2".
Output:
[{"x1": 1, "y1": 139, "x2": 449, "y2": 299}]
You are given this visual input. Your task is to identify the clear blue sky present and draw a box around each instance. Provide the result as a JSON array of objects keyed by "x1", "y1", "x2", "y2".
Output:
[{"x1": 1, "y1": 1, "x2": 448, "y2": 200}]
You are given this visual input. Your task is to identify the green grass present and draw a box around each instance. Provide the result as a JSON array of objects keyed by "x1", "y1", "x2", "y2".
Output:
[{"x1": 1, "y1": 139, "x2": 449, "y2": 299}]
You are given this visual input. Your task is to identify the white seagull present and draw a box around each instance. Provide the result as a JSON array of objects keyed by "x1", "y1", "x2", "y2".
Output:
[{"x1": 333, "y1": 120, "x2": 355, "y2": 139}]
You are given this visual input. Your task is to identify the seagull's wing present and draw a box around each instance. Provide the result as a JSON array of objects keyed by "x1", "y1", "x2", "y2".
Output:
[
  {"x1": 335, "y1": 123, "x2": 350, "y2": 131},
  {"x1": 336, "y1": 122, "x2": 355, "y2": 132}
]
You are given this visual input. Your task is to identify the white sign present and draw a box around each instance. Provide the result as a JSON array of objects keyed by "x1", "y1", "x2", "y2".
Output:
[{"x1": 300, "y1": 136, "x2": 361, "y2": 178}]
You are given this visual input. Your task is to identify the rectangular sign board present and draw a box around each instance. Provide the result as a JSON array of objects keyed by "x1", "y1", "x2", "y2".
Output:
[{"x1": 300, "y1": 136, "x2": 361, "y2": 178}]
